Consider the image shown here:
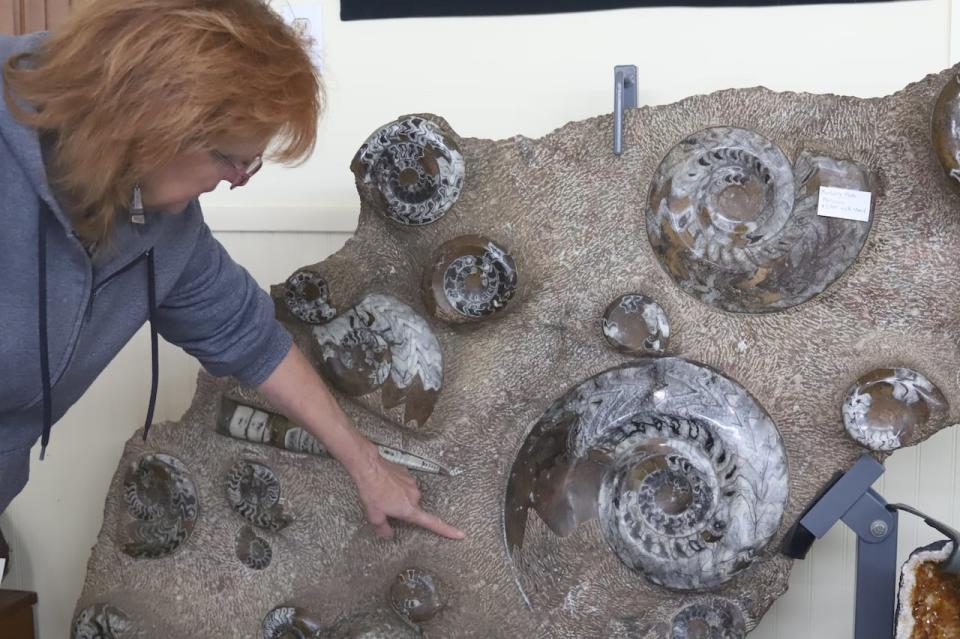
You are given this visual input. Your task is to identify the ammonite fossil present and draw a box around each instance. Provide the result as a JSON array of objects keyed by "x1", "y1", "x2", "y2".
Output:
[
  {"x1": 388, "y1": 568, "x2": 446, "y2": 626},
  {"x1": 262, "y1": 606, "x2": 322, "y2": 639},
  {"x1": 933, "y1": 73, "x2": 960, "y2": 190},
  {"x1": 351, "y1": 115, "x2": 464, "y2": 226},
  {"x1": 422, "y1": 234, "x2": 518, "y2": 323},
  {"x1": 601, "y1": 293, "x2": 670, "y2": 355},
  {"x1": 505, "y1": 358, "x2": 788, "y2": 592},
  {"x1": 669, "y1": 599, "x2": 747, "y2": 639},
  {"x1": 236, "y1": 525, "x2": 272, "y2": 570},
  {"x1": 217, "y1": 397, "x2": 459, "y2": 475},
  {"x1": 121, "y1": 453, "x2": 199, "y2": 559},
  {"x1": 73, "y1": 604, "x2": 131, "y2": 639},
  {"x1": 285, "y1": 270, "x2": 336, "y2": 325},
  {"x1": 225, "y1": 460, "x2": 292, "y2": 532},
  {"x1": 895, "y1": 541, "x2": 960, "y2": 639},
  {"x1": 842, "y1": 368, "x2": 948, "y2": 451},
  {"x1": 646, "y1": 127, "x2": 877, "y2": 313},
  {"x1": 312, "y1": 294, "x2": 443, "y2": 431}
]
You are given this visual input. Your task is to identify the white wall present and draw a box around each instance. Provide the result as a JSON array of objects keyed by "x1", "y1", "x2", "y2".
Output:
[{"x1": 2, "y1": 1, "x2": 960, "y2": 636}]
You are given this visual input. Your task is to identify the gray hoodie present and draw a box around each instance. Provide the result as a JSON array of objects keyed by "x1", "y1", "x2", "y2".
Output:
[{"x1": 0, "y1": 33, "x2": 293, "y2": 512}]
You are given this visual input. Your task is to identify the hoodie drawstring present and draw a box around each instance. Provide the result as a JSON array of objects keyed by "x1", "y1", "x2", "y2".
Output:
[
  {"x1": 37, "y1": 203, "x2": 159, "y2": 458},
  {"x1": 38, "y1": 202, "x2": 52, "y2": 461}
]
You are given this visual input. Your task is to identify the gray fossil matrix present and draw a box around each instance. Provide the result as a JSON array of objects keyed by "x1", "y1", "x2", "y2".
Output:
[{"x1": 75, "y1": 66, "x2": 960, "y2": 638}]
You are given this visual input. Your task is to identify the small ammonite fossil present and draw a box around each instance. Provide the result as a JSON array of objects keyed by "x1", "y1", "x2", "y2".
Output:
[
  {"x1": 601, "y1": 293, "x2": 670, "y2": 355},
  {"x1": 842, "y1": 367, "x2": 948, "y2": 451},
  {"x1": 351, "y1": 115, "x2": 465, "y2": 226},
  {"x1": 669, "y1": 598, "x2": 747, "y2": 639},
  {"x1": 225, "y1": 460, "x2": 292, "y2": 532},
  {"x1": 121, "y1": 453, "x2": 199, "y2": 559},
  {"x1": 262, "y1": 606, "x2": 322, "y2": 639},
  {"x1": 422, "y1": 234, "x2": 518, "y2": 324},
  {"x1": 312, "y1": 294, "x2": 443, "y2": 431},
  {"x1": 73, "y1": 603, "x2": 131, "y2": 639},
  {"x1": 236, "y1": 525, "x2": 273, "y2": 570},
  {"x1": 285, "y1": 270, "x2": 336, "y2": 325},
  {"x1": 388, "y1": 568, "x2": 446, "y2": 626}
]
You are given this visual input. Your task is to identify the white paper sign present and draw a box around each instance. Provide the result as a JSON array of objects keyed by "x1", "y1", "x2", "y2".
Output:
[{"x1": 817, "y1": 186, "x2": 872, "y2": 222}]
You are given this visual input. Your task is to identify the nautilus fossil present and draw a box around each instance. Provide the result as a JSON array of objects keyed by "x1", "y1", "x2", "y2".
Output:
[
  {"x1": 388, "y1": 568, "x2": 446, "y2": 627},
  {"x1": 312, "y1": 294, "x2": 443, "y2": 431},
  {"x1": 262, "y1": 606, "x2": 322, "y2": 639},
  {"x1": 225, "y1": 460, "x2": 292, "y2": 532},
  {"x1": 284, "y1": 270, "x2": 336, "y2": 325},
  {"x1": 422, "y1": 235, "x2": 518, "y2": 323},
  {"x1": 351, "y1": 115, "x2": 465, "y2": 226},
  {"x1": 121, "y1": 453, "x2": 199, "y2": 559},
  {"x1": 933, "y1": 73, "x2": 960, "y2": 190},
  {"x1": 236, "y1": 525, "x2": 272, "y2": 571},
  {"x1": 73, "y1": 604, "x2": 131, "y2": 639},
  {"x1": 601, "y1": 293, "x2": 670, "y2": 355},
  {"x1": 842, "y1": 368, "x2": 948, "y2": 451},
  {"x1": 216, "y1": 396, "x2": 459, "y2": 475},
  {"x1": 646, "y1": 127, "x2": 877, "y2": 313},
  {"x1": 505, "y1": 358, "x2": 788, "y2": 591}
]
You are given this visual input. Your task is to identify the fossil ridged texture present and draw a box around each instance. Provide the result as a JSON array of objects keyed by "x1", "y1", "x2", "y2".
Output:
[
  {"x1": 226, "y1": 459, "x2": 292, "y2": 531},
  {"x1": 78, "y1": 68, "x2": 960, "y2": 637},
  {"x1": 73, "y1": 604, "x2": 131, "y2": 639}
]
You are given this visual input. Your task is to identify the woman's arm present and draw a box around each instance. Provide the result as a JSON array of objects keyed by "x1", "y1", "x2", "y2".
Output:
[{"x1": 257, "y1": 344, "x2": 465, "y2": 540}]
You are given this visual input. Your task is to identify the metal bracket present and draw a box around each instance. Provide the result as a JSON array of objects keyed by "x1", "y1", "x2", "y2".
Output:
[
  {"x1": 783, "y1": 455, "x2": 898, "y2": 639},
  {"x1": 613, "y1": 65, "x2": 637, "y2": 156}
]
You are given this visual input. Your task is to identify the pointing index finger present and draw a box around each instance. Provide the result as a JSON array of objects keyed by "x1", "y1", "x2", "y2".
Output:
[{"x1": 403, "y1": 507, "x2": 465, "y2": 540}]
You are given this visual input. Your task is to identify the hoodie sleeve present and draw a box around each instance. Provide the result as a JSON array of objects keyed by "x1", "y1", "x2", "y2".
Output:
[{"x1": 153, "y1": 220, "x2": 292, "y2": 388}]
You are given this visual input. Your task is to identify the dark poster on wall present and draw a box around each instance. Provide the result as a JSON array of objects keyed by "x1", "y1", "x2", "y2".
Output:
[{"x1": 341, "y1": 0, "x2": 902, "y2": 20}]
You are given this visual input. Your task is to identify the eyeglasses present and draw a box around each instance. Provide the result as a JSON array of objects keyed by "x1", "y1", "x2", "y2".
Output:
[{"x1": 211, "y1": 149, "x2": 263, "y2": 189}]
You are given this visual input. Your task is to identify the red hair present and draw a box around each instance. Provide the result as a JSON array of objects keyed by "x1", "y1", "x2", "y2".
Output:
[{"x1": 4, "y1": 0, "x2": 323, "y2": 246}]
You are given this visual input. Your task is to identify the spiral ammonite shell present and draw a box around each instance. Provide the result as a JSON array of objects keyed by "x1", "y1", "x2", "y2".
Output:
[
  {"x1": 388, "y1": 568, "x2": 446, "y2": 626},
  {"x1": 669, "y1": 599, "x2": 747, "y2": 639},
  {"x1": 236, "y1": 525, "x2": 273, "y2": 570},
  {"x1": 313, "y1": 294, "x2": 443, "y2": 431},
  {"x1": 505, "y1": 358, "x2": 788, "y2": 592},
  {"x1": 422, "y1": 234, "x2": 518, "y2": 323},
  {"x1": 226, "y1": 460, "x2": 292, "y2": 532},
  {"x1": 73, "y1": 604, "x2": 131, "y2": 639},
  {"x1": 285, "y1": 270, "x2": 336, "y2": 325},
  {"x1": 602, "y1": 293, "x2": 670, "y2": 355},
  {"x1": 262, "y1": 606, "x2": 322, "y2": 639},
  {"x1": 646, "y1": 127, "x2": 876, "y2": 313},
  {"x1": 351, "y1": 115, "x2": 464, "y2": 226},
  {"x1": 842, "y1": 367, "x2": 948, "y2": 451},
  {"x1": 121, "y1": 453, "x2": 199, "y2": 559}
]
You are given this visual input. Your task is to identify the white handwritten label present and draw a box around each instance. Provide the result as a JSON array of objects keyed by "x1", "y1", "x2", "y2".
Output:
[{"x1": 817, "y1": 186, "x2": 872, "y2": 222}]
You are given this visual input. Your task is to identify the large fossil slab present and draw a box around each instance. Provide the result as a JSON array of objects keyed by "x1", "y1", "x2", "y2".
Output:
[{"x1": 75, "y1": 67, "x2": 960, "y2": 637}]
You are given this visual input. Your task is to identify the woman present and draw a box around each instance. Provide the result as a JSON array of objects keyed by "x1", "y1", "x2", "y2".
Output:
[{"x1": 0, "y1": 0, "x2": 463, "y2": 540}]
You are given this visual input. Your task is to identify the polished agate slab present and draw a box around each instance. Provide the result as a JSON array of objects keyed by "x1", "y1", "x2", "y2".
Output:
[
  {"x1": 646, "y1": 127, "x2": 877, "y2": 313},
  {"x1": 505, "y1": 357, "x2": 788, "y2": 592}
]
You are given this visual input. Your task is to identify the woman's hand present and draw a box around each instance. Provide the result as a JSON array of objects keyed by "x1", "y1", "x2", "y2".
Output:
[
  {"x1": 347, "y1": 441, "x2": 464, "y2": 539},
  {"x1": 257, "y1": 345, "x2": 465, "y2": 540}
]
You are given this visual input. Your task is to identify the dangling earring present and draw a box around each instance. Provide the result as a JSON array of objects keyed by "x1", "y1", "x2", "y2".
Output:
[{"x1": 130, "y1": 183, "x2": 145, "y2": 224}]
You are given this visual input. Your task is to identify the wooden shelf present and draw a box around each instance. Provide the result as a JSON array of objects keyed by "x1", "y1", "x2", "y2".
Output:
[{"x1": 0, "y1": 590, "x2": 37, "y2": 639}]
